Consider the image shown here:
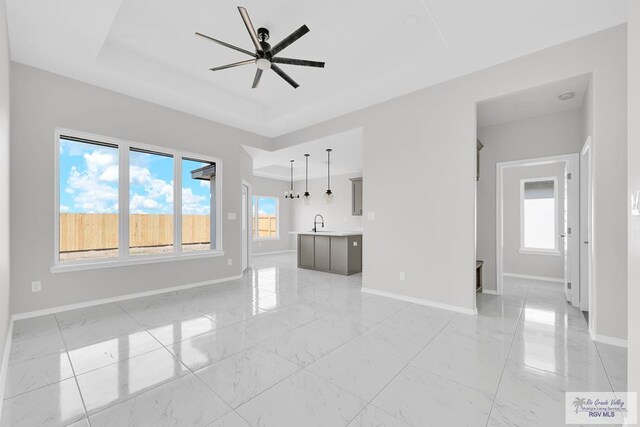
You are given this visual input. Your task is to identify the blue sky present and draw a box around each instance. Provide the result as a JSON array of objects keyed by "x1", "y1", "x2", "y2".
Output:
[
  {"x1": 254, "y1": 196, "x2": 276, "y2": 215},
  {"x1": 59, "y1": 138, "x2": 211, "y2": 215}
]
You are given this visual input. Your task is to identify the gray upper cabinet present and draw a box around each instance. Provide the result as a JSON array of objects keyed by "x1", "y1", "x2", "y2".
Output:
[{"x1": 350, "y1": 177, "x2": 363, "y2": 216}]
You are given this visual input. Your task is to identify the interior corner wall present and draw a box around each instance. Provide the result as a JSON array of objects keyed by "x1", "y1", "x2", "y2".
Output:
[
  {"x1": 271, "y1": 26, "x2": 627, "y2": 336},
  {"x1": 0, "y1": 0, "x2": 11, "y2": 375},
  {"x1": 627, "y1": 0, "x2": 640, "y2": 402},
  {"x1": 251, "y1": 176, "x2": 294, "y2": 254},
  {"x1": 477, "y1": 110, "x2": 583, "y2": 290},
  {"x1": 9, "y1": 63, "x2": 270, "y2": 314},
  {"x1": 291, "y1": 173, "x2": 363, "y2": 234}
]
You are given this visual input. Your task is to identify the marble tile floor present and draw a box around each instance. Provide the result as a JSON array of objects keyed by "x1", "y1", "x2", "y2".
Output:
[{"x1": 0, "y1": 253, "x2": 627, "y2": 426}]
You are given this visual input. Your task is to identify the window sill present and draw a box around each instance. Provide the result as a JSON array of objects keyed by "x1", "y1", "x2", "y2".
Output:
[
  {"x1": 50, "y1": 250, "x2": 226, "y2": 273},
  {"x1": 519, "y1": 248, "x2": 561, "y2": 256},
  {"x1": 253, "y1": 237, "x2": 280, "y2": 241}
]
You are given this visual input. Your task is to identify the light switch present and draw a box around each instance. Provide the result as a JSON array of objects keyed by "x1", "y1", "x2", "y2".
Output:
[
  {"x1": 632, "y1": 191, "x2": 640, "y2": 216},
  {"x1": 227, "y1": 212, "x2": 237, "y2": 220},
  {"x1": 31, "y1": 281, "x2": 42, "y2": 292},
  {"x1": 367, "y1": 212, "x2": 376, "y2": 220}
]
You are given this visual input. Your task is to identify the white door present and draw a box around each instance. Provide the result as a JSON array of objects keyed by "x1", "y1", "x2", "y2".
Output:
[
  {"x1": 242, "y1": 184, "x2": 249, "y2": 271},
  {"x1": 580, "y1": 140, "x2": 592, "y2": 312},
  {"x1": 564, "y1": 154, "x2": 580, "y2": 305}
]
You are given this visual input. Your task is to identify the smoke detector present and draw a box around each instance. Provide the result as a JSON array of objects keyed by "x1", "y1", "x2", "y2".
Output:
[{"x1": 558, "y1": 92, "x2": 575, "y2": 101}]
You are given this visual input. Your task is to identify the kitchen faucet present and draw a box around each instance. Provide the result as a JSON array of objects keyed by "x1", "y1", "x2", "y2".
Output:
[{"x1": 312, "y1": 214, "x2": 324, "y2": 233}]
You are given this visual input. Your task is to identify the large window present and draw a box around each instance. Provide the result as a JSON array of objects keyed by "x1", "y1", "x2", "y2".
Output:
[
  {"x1": 56, "y1": 131, "x2": 221, "y2": 269},
  {"x1": 520, "y1": 177, "x2": 558, "y2": 254},
  {"x1": 58, "y1": 137, "x2": 119, "y2": 262},
  {"x1": 252, "y1": 196, "x2": 278, "y2": 239}
]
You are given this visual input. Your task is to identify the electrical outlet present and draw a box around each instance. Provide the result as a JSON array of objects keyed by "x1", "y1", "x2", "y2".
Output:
[
  {"x1": 399, "y1": 272, "x2": 406, "y2": 281},
  {"x1": 227, "y1": 212, "x2": 237, "y2": 220},
  {"x1": 258, "y1": 242, "x2": 262, "y2": 248},
  {"x1": 367, "y1": 211, "x2": 376, "y2": 220},
  {"x1": 228, "y1": 258, "x2": 233, "y2": 266},
  {"x1": 31, "y1": 281, "x2": 42, "y2": 292}
]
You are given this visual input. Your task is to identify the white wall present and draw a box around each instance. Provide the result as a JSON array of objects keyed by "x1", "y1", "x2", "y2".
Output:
[
  {"x1": 251, "y1": 176, "x2": 294, "y2": 254},
  {"x1": 502, "y1": 163, "x2": 566, "y2": 280},
  {"x1": 477, "y1": 110, "x2": 582, "y2": 290},
  {"x1": 0, "y1": 0, "x2": 11, "y2": 390},
  {"x1": 628, "y1": 0, "x2": 640, "y2": 404},
  {"x1": 10, "y1": 63, "x2": 269, "y2": 314},
  {"x1": 271, "y1": 26, "x2": 627, "y2": 337},
  {"x1": 292, "y1": 173, "x2": 363, "y2": 234}
]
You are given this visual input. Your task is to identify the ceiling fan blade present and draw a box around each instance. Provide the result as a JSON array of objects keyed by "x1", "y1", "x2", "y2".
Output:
[
  {"x1": 237, "y1": 7, "x2": 263, "y2": 53},
  {"x1": 210, "y1": 59, "x2": 255, "y2": 71},
  {"x1": 195, "y1": 32, "x2": 256, "y2": 57},
  {"x1": 269, "y1": 25, "x2": 309, "y2": 56},
  {"x1": 271, "y1": 57, "x2": 325, "y2": 68},
  {"x1": 252, "y1": 69, "x2": 263, "y2": 89},
  {"x1": 271, "y1": 64, "x2": 299, "y2": 89}
]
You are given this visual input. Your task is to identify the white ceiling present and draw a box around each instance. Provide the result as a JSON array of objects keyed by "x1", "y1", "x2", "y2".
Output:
[
  {"x1": 244, "y1": 128, "x2": 363, "y2": 181},
  {"x1": 477, "y1": 74, "x2": 591, "y2": 128},
  {"x1": 5, "y1": 0, "x2": 627, "y2": 137}
]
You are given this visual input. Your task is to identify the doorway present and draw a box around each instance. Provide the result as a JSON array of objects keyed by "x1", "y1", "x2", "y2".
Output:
[
  {"x1": 496, "y1": 154, "x2": 580, "y2": 304},
  {"x1": 242, "y1": 181, "x2": 251, "y2": 272}
]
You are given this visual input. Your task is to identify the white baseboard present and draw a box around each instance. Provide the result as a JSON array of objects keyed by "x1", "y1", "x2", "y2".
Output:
[
  {"x1": 0, "y1": 318, "x2": 14, "y2": 420},
  {"x1": 13, "y1": 274, "x2": 244, "y2": 321},
  {"x1": 361, "y1": 287, "x2": 477, "y2": 315},
  {"x1": 482, "y1": 289, "x2": 499, "y2": 295},
  {"x1": 253, "y1": 250, "x2": 295, "y2": 257},
  {"x1": 503, "y1": 272, "x2": 564, "y2": 283},
  {"x1": 589, "y1": 328, "x2": 628, "y2": 348}
]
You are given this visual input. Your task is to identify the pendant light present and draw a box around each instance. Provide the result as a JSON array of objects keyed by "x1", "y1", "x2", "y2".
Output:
[
  {"x1": 303, "y1": 154, "x2": 311, "y2": 205},
  {"x1": 284, "y1": 160, "x2": 299, "y2": 199},
  {"x1": 324, "y1": 149, "x2": 334, "y2": 204}
]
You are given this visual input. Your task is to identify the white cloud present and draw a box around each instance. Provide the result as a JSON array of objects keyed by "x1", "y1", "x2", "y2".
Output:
[
  {"x1": 182, "y1": 188, "x2": 209, "y2": 215},
  {"x1": 99, "y1": 165, "x2": 119, "y2": 182},
  {"x1": 65, "y1": 188, "x2": 74, "y2": 194},
  {"x1": 60, "y1": 204, "x2": 70, "y2": 212},
  {"x1": 130, "y1": 193, "x2": 161, "y2": 212},
  {"x1": 85, "y1": 151, "x2": 116, "y2": 172},
  {"x1": 130, "y1": 165, "x2": 152, "y2": 185},
  {"x1": 67, "y1": 164, "x2": 119, "y2": 213}
]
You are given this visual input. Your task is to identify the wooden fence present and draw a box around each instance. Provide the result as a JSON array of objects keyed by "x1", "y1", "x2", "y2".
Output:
[
  {"x1": 60, "y1": 213, "x2": 210, "y2": 252},
  {"x1": 254, "y1": 215, "x2": 277, "y2": 238}
]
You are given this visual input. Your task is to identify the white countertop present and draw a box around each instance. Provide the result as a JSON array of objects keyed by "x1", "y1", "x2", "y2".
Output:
[{"x1": 289, "y1": 231, "x2": 363, "y2": 237}]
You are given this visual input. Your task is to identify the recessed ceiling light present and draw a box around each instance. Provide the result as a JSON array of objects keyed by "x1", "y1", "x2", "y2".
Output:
[{"x1": 558, "y1": 92, "x2": 575, "y2": 101}]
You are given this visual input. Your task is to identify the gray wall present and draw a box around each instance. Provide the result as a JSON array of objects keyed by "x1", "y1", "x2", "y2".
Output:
[
  {"x1": 251, "y1": 176, "x2": 294, "y2": 254},
  {"x1": 502, "y1": 163, "x2": 566, "y2": 280},
  {"x1": 628, "y1": 0, "x2": 640, "y2": 399},
  {"x1": 271, "y1": 27, "x2": 627, "y2": 338},
  {"x1": 10, "y1": 63, "x2": 269, "y2": 314},
  {"x1": 477, "y1": 110, "x2": 583, "y2": 290},
  {"x1": 0, "y1": 0, "x2": 10, "y2": 371},
  {"x1": 292, "y1": 173, "x2": 363, "y2": 234}
]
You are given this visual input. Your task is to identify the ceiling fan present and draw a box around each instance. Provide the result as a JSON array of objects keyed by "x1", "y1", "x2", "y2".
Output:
[{"x1": 195, "y1": 6, "x2": 325, "y2": 89}]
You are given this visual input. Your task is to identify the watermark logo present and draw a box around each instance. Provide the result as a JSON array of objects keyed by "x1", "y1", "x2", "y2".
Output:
[{"x1": 566, "y1": 392, "x2": 637, "y2": 424}]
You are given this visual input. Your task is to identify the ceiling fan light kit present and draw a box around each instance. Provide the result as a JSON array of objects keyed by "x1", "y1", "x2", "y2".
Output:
[{"x1": 196, "y1": 6, "x2": 325, "y2": 89}]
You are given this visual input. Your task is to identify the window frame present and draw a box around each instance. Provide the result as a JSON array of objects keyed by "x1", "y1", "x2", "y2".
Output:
[
  {"x1": 53, "y1": 128, "x2": 224, "y2": 273},
  {"x1": 519, "y1": 176, "x2": 561, "y2": 256},
  {"x1": 252, "y1": 195, "x2": 280, "y2": 241}
]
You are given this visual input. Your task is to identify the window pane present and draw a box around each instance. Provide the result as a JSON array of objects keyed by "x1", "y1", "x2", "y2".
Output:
[
  {"x1": 129, "y1": 149, "x2": 174, "y2": 256},
  {"x1": 523, "y1": 180, "x2": 555, "y2": 250},
  {"x1": 59, "y1": 137, "x2": 119, "y2": 262},
  {"x1": 253, "y1": 196, "x2": 277, "y2": 238},
  {"x1": 182, "y1": 158, "x2": 214, "y2": 253}
]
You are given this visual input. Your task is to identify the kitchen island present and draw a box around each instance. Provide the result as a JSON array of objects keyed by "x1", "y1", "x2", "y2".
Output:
[{"x1": 291, "y1": 231, "x2": 362, "y2": 276}]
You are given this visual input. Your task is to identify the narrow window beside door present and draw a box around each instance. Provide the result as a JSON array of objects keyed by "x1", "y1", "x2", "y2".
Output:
[{"x1": 252, "y1": 196, "x2": 279, "y2": 239}]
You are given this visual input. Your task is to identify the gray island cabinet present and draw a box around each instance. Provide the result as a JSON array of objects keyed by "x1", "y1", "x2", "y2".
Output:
[{"x1": 295, "y1": 232, "x2": 362, "y2": 275}]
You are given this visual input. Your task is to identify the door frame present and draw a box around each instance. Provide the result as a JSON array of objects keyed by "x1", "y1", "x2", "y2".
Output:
[
  {"x1": 580, "y1": 137, "x2": 595, "y2": 323},
  {"x1": 242, "y1": 179, "x2": 253, "y2": 271},
  {"x1": 496, "y1": 153, "x2": 579, "y2": 297}
]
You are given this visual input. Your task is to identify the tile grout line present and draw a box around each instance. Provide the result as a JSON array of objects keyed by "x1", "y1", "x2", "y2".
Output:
[
  {"x1": 340, "y1": 312, "x2": 459, "y2": 427},
  {"x1": 53, "y1": 313, "x2": 92, "y2": 427},
  {"x1": 484, "y1": 283, "x2": 531, "y2": 427}
]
